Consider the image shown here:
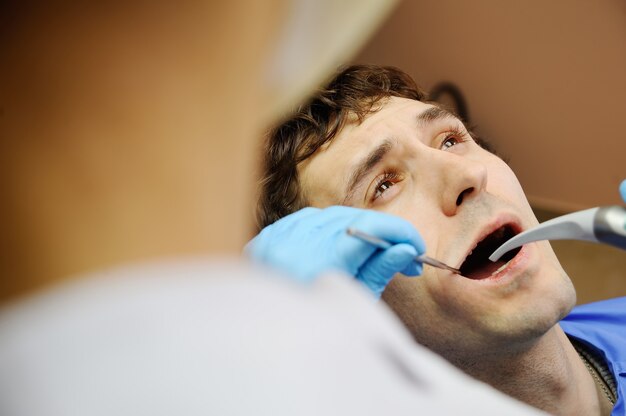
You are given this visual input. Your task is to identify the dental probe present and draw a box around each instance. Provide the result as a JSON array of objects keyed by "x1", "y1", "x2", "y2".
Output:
[
  {"x1": 346, "y1": 228, "x2": 461, "y2": 274},
  {"x1": 489, "y1": 205, "x2": 626, "y2": 262}
]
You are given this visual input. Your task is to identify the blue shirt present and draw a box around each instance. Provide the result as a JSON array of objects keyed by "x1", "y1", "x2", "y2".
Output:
[{"x1": 560, "y1": 297, "x2": 626, "y2": 416}]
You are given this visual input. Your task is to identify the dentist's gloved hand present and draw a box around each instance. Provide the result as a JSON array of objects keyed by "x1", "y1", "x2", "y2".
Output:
[
  {"x1": 620, "y1": 179, "x2": 626, "y2": 203},
  {"x1": 245, "y1": 206, "x2": 426, "y2": 298}
]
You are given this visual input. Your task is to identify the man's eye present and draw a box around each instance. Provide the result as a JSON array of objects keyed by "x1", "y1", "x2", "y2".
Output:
[
  {"x1": 440, "y1": 128, "x2": 469, "y2": 150},
  {"x1": 441, "y1": 136, "x2": 460, "y2": 149},
  {"x1": 372, "y1": 172, "x2": 400, "y2": 201},
  {"x1": 376, "y1": 180, "x2": 393, "y2": 196}
]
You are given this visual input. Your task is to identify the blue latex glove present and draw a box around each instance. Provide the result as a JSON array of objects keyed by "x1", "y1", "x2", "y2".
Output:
[
  {"x1": 620, "y1": 179, "x2": 626, "y2": 203},
  {"x1": 246, "y1": 206, "x2": 426, "y2": 298}
]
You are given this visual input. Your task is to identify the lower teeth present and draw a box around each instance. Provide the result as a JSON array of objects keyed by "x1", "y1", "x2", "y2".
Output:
[{"x1": 491, "y1": 261, "x2": 510, "y2": 276}]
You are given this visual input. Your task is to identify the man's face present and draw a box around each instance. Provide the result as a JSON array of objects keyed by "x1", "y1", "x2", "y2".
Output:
[{"x1": 298, "y1": 96, "x2": 576, "y2": 362}]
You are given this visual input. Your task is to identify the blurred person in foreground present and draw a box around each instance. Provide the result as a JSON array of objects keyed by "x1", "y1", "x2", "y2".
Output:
[
  {"x1": 0, "y1": 2, "x2": 545, "y2": 416},
  {"x1": 248, "y1": 65, "x2": 626, "y2": 416}
]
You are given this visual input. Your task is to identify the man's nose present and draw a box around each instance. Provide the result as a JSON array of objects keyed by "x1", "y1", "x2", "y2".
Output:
[{"x1": 436, "y1": 153, "x2": 488, "y2": 216}]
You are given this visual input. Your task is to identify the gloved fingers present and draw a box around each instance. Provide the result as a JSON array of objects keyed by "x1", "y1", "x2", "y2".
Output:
[
  {"x1": 357, "y1": 243, "x2": 420, "y2": 298},
  {"x1": 350, "y1": 210, "x2": 426, "y2": 254},
  {"x1": 620, "y1": 179, "x2": 626, "y2": 203},
  {"x1": 400, "y1": 257, "x2": 423, "y2": 276},
  {"x1": 245, "y1": 205, "x2": 426, "y2": 287},
  {"x1": 332, "y1": 232, "x2": 380, "y2": 276}
]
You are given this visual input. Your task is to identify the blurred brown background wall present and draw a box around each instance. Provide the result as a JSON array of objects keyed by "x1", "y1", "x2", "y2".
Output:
[{"x1": 354, "y1": 0, "x2": 626, "y2": 304}]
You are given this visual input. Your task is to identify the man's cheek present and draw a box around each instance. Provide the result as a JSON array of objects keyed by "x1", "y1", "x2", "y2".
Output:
[{"x1": 484, "y1": 162, "x2": 520, "y2": 197}]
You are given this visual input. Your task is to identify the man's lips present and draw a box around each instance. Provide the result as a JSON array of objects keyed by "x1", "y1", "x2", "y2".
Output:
[{"x1": 457, "y1": 216, "x2": 524, "y2": 280}]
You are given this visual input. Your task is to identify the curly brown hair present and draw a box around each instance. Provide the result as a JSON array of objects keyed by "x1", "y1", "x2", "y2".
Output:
[{"x1": 255, "y1": 64, "x2": 492, "y2": 230}]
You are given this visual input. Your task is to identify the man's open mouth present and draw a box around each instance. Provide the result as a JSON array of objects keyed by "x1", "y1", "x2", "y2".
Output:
[{"x1": 459, "y1": 224, "x2": 522, "y2": 280}]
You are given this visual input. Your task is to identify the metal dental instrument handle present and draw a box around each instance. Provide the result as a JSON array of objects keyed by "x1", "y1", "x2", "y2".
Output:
[
  {"x1": 346, "y1": 228, "x2": 462, "y2": 274},
  {"x1": 489, "y1": 205, "x2": 626, "y2": 262}
]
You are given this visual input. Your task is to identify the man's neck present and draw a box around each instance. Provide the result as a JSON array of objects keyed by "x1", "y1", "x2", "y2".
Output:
[{"x1": 457, "y1": 326, "x2": 611, "y2": 415}]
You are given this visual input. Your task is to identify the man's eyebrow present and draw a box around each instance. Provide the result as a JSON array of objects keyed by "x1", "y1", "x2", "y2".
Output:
[
  {"x1": 343, "y1": 139, "x2": 394, "y2": 204},
  {"x1": 417, "y1": 106, "x2": 460, "y2": 127}
]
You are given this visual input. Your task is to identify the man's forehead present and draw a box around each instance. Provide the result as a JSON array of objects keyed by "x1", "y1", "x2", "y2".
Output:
[
  {"x1": 298, "y1": 97, "x2": 436, "y2": 205},
  {"x1": 316, "y1": 97, "x2": 435, "y2": 154},
  {"x1": 351, "y1": 97, "x2": 433, "y2": 132}
]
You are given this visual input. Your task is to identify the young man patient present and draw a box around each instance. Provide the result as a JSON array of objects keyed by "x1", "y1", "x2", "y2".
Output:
[{"x1": 247, "y1": 65, "x2": 625, "y2": 416}]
